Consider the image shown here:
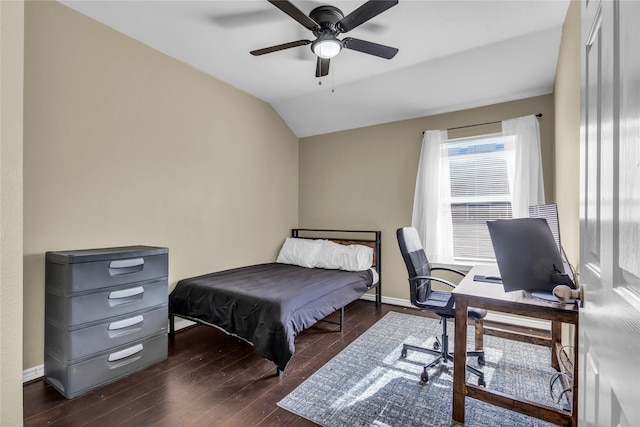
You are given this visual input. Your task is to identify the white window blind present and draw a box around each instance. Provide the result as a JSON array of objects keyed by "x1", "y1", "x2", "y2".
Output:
[{"x1": 444, "y1": 133, "x2": 514, "y2": 261}]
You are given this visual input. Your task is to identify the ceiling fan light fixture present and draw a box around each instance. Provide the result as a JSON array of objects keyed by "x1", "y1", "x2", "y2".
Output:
[{"x1": 311, "y1": 37, "x2": 342, "y2": 59}]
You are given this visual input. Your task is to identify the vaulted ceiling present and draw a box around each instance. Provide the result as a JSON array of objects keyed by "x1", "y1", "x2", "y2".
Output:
[{"x1": 59, "y1": 0, "x2": 570, "y2": 137}]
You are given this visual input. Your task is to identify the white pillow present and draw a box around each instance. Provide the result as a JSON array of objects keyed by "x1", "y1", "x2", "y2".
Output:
[
  {"x1": 315, "y1": 239, "x2": 373, "y2": 272},
  {"x1": 276, "y1": 237, "x2": 322, "y2": 268},
  {"x1": 276, "y1": 237, "x2": 374, "y2": 271},
  {"x1": 314, "y1": 240, "x2": 343, "y2": 270}
]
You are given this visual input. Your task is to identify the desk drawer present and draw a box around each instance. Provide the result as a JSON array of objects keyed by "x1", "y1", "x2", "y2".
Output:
[{"x1": 44, "y1": 334, "x2": 167, "y2": 399}]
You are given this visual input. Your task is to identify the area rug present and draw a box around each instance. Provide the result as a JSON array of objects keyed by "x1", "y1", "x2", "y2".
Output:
[{"x1": 278, "y1": 311, "x2": 566, "y2": 426}]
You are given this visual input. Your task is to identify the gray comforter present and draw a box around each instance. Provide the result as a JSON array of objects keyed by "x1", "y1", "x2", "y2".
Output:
[{"x1": 169, "y1": 262, "x2": 374, "y2": 371}]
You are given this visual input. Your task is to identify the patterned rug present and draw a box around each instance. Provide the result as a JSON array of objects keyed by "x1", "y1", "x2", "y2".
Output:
[{"x1": 278, "y1": 311, "x2": 565, "y2": 427}]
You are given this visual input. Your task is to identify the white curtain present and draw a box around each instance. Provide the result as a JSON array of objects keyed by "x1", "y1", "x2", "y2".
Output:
[
  {"x1": 502, "y1": 115, "x2": 545, "y2": 218},
  {"x1": 411, "y1": 130, "x2": 454, "y2": 263}
]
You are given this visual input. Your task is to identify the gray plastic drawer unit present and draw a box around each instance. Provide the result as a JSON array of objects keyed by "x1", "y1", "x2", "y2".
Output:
[{"x1": 44, "y1": 245, "x2": 169, "y2": 399}]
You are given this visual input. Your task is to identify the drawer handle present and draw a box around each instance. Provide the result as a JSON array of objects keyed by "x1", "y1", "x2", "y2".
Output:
[
  {"x1": 109, "y1": 258, "x2": 145, "y2": 276},
  {"x1": 108, "y1": 344, "x2": 143, "y2": 362},
  {"x1": 109, "y1": 315, "x2": 144, "y2": 330},
  {"x1": 108, "y1": 286, "x2": 144, "y2": 300}
]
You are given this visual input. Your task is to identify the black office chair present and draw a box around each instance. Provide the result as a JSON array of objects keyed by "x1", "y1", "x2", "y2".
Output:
[{"x1": 397, "y1": 227, "x2": 486, "y2": 385}]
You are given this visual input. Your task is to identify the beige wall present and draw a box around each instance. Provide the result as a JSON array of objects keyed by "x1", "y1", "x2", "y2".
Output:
[
  {"x1": 1, "y1": 1, "x2": 25, "y2": 424},
  {"x1": 299, "y1": 95, "x2": 555, "y2": 301},
  {"x1": 554, "y1": 0, "x2": 581, "y2": 270},
  {"x1": 22, "y1": 2, "x2": 299, "y2": 370}
]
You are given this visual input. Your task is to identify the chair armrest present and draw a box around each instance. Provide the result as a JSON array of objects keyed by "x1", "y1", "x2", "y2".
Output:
[
  {"x1": 409, "y1": 275, "x2": 456, "y2": 289},
  {"x1": 430, "y1": 266, "x2": 466, "y2": 278},
  {"x1": 408, "y1": 275, "x2": 456, "y2": 311}
]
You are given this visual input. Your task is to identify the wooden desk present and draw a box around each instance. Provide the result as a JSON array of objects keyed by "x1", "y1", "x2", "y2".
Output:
[{"x1": 452, "y1": 265, "x2": 579, "y2": 427}]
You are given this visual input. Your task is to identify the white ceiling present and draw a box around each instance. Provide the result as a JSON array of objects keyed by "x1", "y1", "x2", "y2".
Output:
[{"x1": 58, "y1": 0, "x2": 570, "y2": 137}]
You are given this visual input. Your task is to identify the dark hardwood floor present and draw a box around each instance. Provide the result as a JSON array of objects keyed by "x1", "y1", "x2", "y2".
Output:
[{"x1": 24, "y1": 301, "x2": 429, "y2": 426}]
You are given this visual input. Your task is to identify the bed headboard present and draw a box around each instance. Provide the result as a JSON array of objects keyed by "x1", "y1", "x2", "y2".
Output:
[{"x1": 291, "y1": 229, "x2": 382, "y2": 306}]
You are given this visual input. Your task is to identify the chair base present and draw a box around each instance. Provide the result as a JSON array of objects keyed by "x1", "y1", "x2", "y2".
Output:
[
  {"x1": 401, "y1": 343, "x2": 485, "y2": 386},
  {"x1": 400, "y1": 319, "x2": 485, "y2": 386}
]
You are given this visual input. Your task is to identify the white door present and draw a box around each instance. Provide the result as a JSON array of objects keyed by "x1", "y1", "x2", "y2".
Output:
[{"x1": 580, "y1": 0, "x2": 640, "y2": 426}]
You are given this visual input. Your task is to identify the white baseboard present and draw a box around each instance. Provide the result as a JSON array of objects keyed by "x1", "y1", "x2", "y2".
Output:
[
  {"x1": 23, "y1": 297, "x2": 548, "y2": 383},
  {"x1": 360, "y1": 292, "x2": 413, "y2": 308},
  {"x1": 23, "y1": 364, "x2": 44, "y2": 383},
  {"x1": 360, "y1": 293, "x2": 550, "y2": 330},
  {"x1": 484, "y1": 312, "x2": 550, "y2": 330},
  {"x1": 173, "y1": 317, "x2": 196, "y2": 331}
]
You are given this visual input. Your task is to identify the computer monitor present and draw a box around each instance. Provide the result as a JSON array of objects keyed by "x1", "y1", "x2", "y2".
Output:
[{"x1": 487, "y1": 218, "x2": 566, "y2": 295}]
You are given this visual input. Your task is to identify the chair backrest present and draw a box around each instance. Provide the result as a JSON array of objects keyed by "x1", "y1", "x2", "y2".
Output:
[{"x1": 396, "y1": 227, "x2": 433, "y2": 306}]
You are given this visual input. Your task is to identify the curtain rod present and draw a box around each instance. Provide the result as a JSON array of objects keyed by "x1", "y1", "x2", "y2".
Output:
[{"x1": 422, "y1": 113, "x2": 543, "y2": 135}]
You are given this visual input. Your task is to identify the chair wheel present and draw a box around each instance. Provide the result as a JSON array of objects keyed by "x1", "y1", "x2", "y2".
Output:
[
  {"x1": 478, "y1": 377, "x2": 486, "y2": 387},
  {"x1": 421, "y1": 372, "x2": 429, "y2": 383},
  {"x1": 433, "y1": 341, "x2": 440, "y2": 350},
  {"x1": 478, "y1": 356, "x2": 485, "y2": 366},
  {"x1": 401, "y1": 349, "x2": 407, "y2": 358}
]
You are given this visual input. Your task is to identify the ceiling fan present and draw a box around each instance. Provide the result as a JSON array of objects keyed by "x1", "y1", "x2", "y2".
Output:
[{"x1": 250, "y1": 0, "x2": 399, "y2": 78}]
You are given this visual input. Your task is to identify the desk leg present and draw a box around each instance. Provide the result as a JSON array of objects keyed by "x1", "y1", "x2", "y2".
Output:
[
  {"x1": 551, "y1": 320, "x2": 561, "y2": 370},
  {"x1": 453, "y1": 297, "x2": 468, "y2": 423}
]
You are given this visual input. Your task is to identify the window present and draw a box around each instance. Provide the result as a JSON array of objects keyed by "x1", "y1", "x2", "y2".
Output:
[
  {"x1": 445, "y1": 133, "x2": 514, "y2": 261},
  {"x1": 414, "y1": 115, "x2": 544, "y2": 265}
]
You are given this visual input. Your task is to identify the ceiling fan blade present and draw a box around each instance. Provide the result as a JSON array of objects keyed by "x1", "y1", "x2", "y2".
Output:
[
  {"x1": 250, "y1": 39, "x2": 311, "y2": 56},
  {"x1": 338, "y1": 0, "x2": 398, "y2": 33},
  {"x1": 343, "y1": 37, "x2": 398, "y2": 59},
  {"x1": 209, "y1": 9, "x2": 283, "y2": 29},
  {"x1": 268, "y1": 0, "x2": 319, "y2": 31},
  {"x1": 315, "y1": 57, "x2": 330, "y2": 77}
]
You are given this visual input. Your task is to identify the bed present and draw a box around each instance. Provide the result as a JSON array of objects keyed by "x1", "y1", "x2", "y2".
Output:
[{"x1": 168, "y1": 229, "x2": 381, "y2": 373}]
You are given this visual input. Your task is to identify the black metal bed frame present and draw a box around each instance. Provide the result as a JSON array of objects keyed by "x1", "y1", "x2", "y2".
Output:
[{"x1": 169, "y1": 228, "x2": 382, "y2": 376}]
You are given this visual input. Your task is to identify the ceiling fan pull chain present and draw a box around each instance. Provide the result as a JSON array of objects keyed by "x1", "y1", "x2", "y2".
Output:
[{"x1": 331, "y1": 63, "x2": 335, "y2": 93}]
